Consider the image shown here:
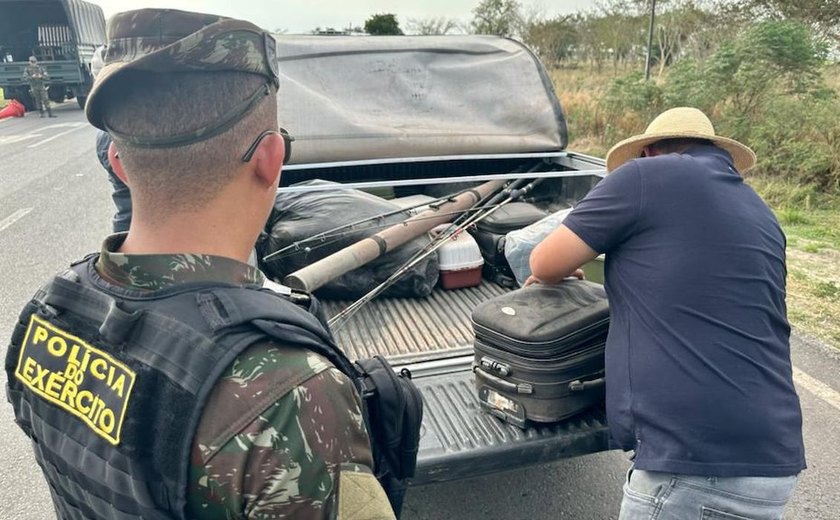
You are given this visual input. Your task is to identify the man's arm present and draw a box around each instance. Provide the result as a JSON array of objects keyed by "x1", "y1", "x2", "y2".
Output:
[
  {"x1": 188, "y1": 343, "x2": 394, "y2": 520},
  {"x1": 528, "y1": 226, "x2": 597, "y2": 285},
  {"x1": 527, "y1": 161, "x2": 643, "y2": 286}
]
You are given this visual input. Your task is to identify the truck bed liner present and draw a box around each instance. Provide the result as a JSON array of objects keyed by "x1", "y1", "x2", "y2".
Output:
[{"x1": 323, "y1": 281, "x2": 509, "y2": 362}]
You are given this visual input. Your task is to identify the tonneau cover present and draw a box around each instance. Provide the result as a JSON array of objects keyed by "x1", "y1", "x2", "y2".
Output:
[{"x1": 276, "y1": 35, "x2": 568, "y2": 164}]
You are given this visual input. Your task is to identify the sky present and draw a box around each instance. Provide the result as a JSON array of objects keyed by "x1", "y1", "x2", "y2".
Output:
[{"x1": 95, "y1": 0, "x2": 597, "y2": 34}]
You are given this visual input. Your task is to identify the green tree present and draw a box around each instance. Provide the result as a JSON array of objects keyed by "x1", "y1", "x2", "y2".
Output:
[
  {"x1": 470, "y1": 0, "x2": 521, "y2": 37},
  {"x1": 705, "y1": 20, "x2": 828, "y2": 121},
  {"x1": 746, "y1": 0, "x2": 840, "y2": 43},
  {"x1": 364, "y1": 13, "x2": 404, "y2": 35},
  {"x1": 521, "y1": 15, "x2": 580, "y2": 65}
]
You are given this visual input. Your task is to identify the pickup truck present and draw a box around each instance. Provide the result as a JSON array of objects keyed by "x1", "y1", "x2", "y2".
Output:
[
  {"x1": 270, "y1": 35, "x2": 611, "y2": 487},
  {"x1": 0, "y1": 0, "x2": 106, "y2": 109}
]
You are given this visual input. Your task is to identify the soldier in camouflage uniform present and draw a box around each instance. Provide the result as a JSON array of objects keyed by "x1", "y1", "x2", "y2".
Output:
[
  {"x1": 6, "y1": 8, "x2": 395, "y2": 520},
  {"x1": 22, "y1": 56, "x2": 55, "y2": 117}
]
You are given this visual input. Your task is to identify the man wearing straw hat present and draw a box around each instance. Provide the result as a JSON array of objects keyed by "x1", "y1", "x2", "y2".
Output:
[
  {"x1": 5, "y1": 8, "x2": 394, "y2": 520},
  {"x1": 528, "y1": 107, "x2": 805, "y2": 518}
]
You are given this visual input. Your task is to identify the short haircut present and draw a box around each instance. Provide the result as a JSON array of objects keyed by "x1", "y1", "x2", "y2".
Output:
[
  {"x1": 649, "y1": 138, "x2": 712, "y2": 155},
  {"x1": 101, "y1": 71, "x2": 277, "y2": 221}
]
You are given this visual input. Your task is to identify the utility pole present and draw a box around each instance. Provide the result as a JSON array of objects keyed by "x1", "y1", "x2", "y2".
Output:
[{"x1": 644, "y1": 0, "x2": 657, "y2": 81}]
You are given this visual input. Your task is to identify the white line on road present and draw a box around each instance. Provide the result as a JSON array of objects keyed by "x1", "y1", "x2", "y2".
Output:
[
  {"x1": 793, "y1": 366, "x2": 840, "y2": 413},
  {"x1": 0, "y1": 134, "x2": 41, "y2": 145},
  {"x1": 27, "y1": 123, "x2": 85, "y2": 148},
  {"x1": 0, "y1": 207, "x2": 33, "y2": 233}
]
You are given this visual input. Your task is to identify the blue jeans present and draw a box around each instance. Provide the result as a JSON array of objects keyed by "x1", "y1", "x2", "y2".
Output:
[{"x1": 619, "y1": 467, "x2": 798, "y2": 520}]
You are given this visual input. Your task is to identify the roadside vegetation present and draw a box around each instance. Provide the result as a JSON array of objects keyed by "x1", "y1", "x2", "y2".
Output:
[{"x1": 527, "y1": 7, "x2": 840, "y2": 348}]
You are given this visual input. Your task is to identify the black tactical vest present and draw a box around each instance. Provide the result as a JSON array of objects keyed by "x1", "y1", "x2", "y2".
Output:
[{"x1": 5, "y1": 255, "x2": 357, "y2": 519}]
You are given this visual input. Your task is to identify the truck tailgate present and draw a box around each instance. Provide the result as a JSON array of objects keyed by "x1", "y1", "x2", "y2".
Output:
[{"x1": 402, "y1": 360, "x2": 609, "y2": 484}]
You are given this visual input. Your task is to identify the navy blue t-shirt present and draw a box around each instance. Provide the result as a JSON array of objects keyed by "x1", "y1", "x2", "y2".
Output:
[{"x1": 564, "y1": 145, "x2": 805, "y2": 476}]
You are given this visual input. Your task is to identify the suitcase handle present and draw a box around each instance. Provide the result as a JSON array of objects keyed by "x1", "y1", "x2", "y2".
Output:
[
  {"x1": 473, "y1": 366, "x2": 534, "y2": 395},
  {"x1": 569, "y1": 378, "x2": 605, "y2": 392}
]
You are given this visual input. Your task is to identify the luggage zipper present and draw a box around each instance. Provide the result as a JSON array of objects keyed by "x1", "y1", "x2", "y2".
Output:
[
  {"x1": 476, "y1": 341, "x2": 605, "y2": 372},
  {"x1": 473, "y1": 317, "x2": 610, "y2": 357}
]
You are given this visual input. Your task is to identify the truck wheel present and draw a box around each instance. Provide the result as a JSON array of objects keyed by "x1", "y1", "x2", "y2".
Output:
[
  {"x1": 76, "y1": 96, "x2": 87, "y2": 109},
  {"x1": 48, "y1": 87, "x2": 66, "y2": 103}
]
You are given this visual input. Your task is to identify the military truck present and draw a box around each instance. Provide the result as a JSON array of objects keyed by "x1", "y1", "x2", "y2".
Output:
[
  {"x1": 270, "y1": 35, "x2": 612, "y2": 491},
  {"x1": 0, "y1": 0, "x2": 106, "y2": 110}
]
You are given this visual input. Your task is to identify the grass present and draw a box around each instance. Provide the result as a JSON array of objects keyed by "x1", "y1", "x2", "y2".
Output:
[
  {"x1": 550, "y1": 66, "x2": 840, "y2": 350},
  {"x1": 779, "y1": 208, "x2": 840, "y2": 347}
]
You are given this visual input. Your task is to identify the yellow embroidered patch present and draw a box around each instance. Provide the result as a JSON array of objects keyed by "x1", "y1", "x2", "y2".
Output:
[{"x1": 15, "y1": 314, "x2": 136, "y2": 445}]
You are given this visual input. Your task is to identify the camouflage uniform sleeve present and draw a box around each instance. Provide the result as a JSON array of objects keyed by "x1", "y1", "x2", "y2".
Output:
[
  {"x1": 187, "y1": 341, "x2": 391, "y2": 520},
  {"x1": 22, "y1": 67, "x2": 31, "y2": 81}
]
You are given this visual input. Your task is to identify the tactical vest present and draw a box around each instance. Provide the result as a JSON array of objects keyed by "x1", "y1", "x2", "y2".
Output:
[{"x1": 6, "y1": 255, "x2": 422, "y2": 519}]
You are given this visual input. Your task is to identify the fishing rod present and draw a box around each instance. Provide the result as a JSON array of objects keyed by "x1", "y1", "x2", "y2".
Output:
[
  {"x1": 283, "y1": 179, "x2": 508, "y2": 293},
  {"x1": 304, "y1": 175, "x2": 533, "y2": 280},
  {"x1": 262, "y1": 198, "x2": 551, "y2": 263},
  {"x1": 265, "y1": 163, "x2": 544, "y2": 263},
  {"x1": 262, "y1": 191, "x2": 465, "y2": 263},
  {"x1": 373, "y1": 177, "x2": 534, "y2": 280},
  {"x1": 328, "y1": 177, "x2": 545, "y2": 329}
]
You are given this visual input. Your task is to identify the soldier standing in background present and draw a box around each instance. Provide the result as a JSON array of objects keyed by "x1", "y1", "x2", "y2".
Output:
[
  {"x1": 6, "y1": 8, "x2": 394, "y2": 519},
  {"x1": 22, "y1": 56, "x2": 55, "y2": 118}
]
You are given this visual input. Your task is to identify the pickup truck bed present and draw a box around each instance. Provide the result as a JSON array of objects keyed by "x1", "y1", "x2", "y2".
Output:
[
  {"x1": 272, "y1": 33, "x2": 614, "y2": 485},
  {"x1": 305, "y1": 151, "x2": 611, "y2": 484}
]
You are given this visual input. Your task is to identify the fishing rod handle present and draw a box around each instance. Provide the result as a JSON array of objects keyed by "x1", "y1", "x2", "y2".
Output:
[{"x1": 284, "y1": 179, "x2": 505, "y2": 292}]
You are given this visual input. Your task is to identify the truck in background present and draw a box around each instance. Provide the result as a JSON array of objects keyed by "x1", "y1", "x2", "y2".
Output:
[{"x1": 0, "y1": 0, "x2": 105, "y2": 110}]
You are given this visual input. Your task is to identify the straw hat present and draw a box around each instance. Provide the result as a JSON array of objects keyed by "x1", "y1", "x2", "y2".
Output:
[{"x1": 605, "y1": 107, "x2": 756, "y2": 173}]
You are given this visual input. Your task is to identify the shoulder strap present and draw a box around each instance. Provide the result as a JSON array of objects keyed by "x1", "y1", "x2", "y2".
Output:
[{"x1": 191, "y1": 287, "x2": 364, "y2": 386}]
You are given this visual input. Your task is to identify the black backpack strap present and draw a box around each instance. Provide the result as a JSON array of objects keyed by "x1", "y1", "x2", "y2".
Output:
[{"x1": 193, "y1": 288, "x2": 360, "y2": 380}]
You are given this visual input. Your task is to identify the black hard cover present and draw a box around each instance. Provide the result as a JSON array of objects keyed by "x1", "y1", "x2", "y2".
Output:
[
  {"x1": 475, "y1": 202, "x2": 548, "y2": 235},
  {"x1": 471, "y1": 281, "x2": 610, "y2": 359}
]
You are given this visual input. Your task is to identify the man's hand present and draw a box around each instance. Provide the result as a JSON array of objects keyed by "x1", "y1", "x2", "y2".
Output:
[
  {"x1": 529, "y1": 225, "x2": 597, "y2": 285},
  {"x1": 524, "y1": 269, "x2": 585, "y2": 287}
]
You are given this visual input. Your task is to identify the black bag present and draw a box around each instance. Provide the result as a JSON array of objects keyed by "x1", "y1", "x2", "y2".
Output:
[
  {"x1": 471, "y1": 280, "x2": 609, "y2": 428},
  {"x1": 471, "y1": 202, "x2": 547, "y2": 286},
  {"x1": 355, "y1": 357, "x2": 423, "y2": 514},
  {"x1": 257, "y1": 180, "x2": 438, "y2": 299}
]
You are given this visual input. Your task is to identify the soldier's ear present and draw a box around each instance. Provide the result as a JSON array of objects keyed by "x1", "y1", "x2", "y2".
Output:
[
  {"x1": 250, "y1": 133, "x2": 283, "y2": 189},
  {"x1": 108, "y1": 141, "x2": 130, "y2": 186}
]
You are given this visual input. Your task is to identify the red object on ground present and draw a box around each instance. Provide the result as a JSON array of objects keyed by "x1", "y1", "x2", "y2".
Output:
[{"x1": 0, "y1": 99, "x2": 26, "y2": 119}]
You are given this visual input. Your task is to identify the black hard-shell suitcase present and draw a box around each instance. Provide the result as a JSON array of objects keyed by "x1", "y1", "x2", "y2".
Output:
[
  {"x1": 471, "y1": 202, "x2": 547, "y2": 286},
  {"x1": 471, "y1": 280, "x2": 609, "y2": 428}
]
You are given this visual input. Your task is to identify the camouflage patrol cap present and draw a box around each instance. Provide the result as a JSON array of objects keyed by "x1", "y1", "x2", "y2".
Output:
[{"x1": 86, "y1": 8, "x2": 279, "y2": 143}]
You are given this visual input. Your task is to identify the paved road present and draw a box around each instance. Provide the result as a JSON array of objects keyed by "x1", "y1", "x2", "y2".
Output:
[{"x1": 0, "y1": 103, "x2": 839, "y2": 519}]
